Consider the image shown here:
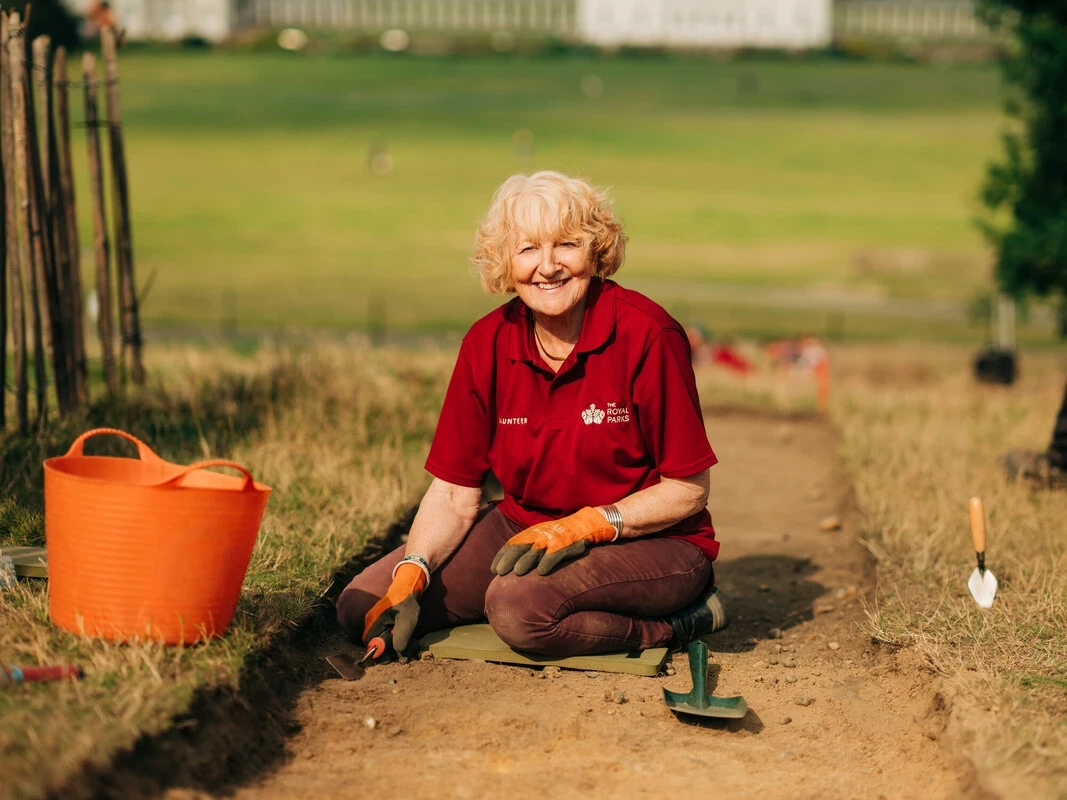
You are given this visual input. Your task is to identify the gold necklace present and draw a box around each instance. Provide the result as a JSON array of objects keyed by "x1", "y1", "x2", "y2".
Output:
[{"x1": 532, "y1": 323, "x2": 569, "y2": 362}]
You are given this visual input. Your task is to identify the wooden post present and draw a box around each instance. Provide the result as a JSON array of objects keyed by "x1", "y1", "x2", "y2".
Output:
[
  {"x1": 2, "y1": 14, "x2": 27, "y2": 432},
  {"x1": 0, "y1": 13, "x2": 7, "y2": 431},
  {"x1": 55, "y1": 47, "x2": 86, "y2": 404},
  {"x1": 82, "y1": 52, "x2": 117, "y2": 396},
  {"x1": 101, "y1": 26, "x2": 144, "y2": 386},
  {"x1": 10, "y1": 16, "x2": 49, "y2": 426},
  {"x1": 33, "y1": 35, "x2": 73, "y2": 413}
]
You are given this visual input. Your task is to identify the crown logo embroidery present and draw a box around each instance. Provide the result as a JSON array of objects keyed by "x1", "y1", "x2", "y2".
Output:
[{"x1": 581, "y1": 403, "x2": 605, "y2": 425}]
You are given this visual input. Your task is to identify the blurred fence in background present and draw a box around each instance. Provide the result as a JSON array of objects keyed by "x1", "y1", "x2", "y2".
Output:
[
  {"x1": 835, "y1": 0, "x2": 987, "y2": 40},
  {"x1": 74, "y1": 0, "x2": 990, "y2": 47},
  {"x1": 235, "y1": 0, "x2": 576, "y2": 35}
]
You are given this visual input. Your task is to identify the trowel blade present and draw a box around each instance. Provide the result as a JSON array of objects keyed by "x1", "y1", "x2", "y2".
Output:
[
  {"x1": 325, "y1": 653, "x2": 366, "y2": 681},
  {"x1": 968, "y1": 568, "x2": 998, "y2": 609}
]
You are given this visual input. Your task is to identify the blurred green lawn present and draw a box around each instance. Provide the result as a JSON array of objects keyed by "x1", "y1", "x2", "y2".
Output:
[{"x1": 82, "y1": 52, "x2": 1014, "y2": 339}]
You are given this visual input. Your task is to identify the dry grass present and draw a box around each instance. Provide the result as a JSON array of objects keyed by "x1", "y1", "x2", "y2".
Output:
[
  {"x1": 830, "y1": 344, "x2": 1067, "y2": 798},
  {"x1": 699, "y1": 342, "x2": 1067, "y2": 796},
  {"x1": 0, "y1": 342, "x2": 454, "y2": 799}
]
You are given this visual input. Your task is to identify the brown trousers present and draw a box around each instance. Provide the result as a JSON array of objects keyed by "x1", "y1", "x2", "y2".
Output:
[{"x1": 336, "y1": 506, "x2": 712, "y2": 656}]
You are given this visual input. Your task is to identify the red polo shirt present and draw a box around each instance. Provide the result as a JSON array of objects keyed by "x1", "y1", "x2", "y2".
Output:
[{"x1": 425, "y1": 279, "x2": 719, "y2": 562}]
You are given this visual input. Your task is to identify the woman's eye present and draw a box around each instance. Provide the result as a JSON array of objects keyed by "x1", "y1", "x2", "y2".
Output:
[
  {"x1": 559, "y1": 242, "x2": 577, "y2": 248},
  {"x1": 519, "y1": 245, "x2": 534, "y2": 253}
]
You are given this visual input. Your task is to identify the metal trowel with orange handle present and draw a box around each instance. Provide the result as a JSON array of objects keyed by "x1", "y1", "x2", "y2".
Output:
[
  {"x1": 967, "y1": 497, "x2": 998, "y2": 609},
  {"x1": 325, "y1": 630, "x2": 393, "y2": 681}
]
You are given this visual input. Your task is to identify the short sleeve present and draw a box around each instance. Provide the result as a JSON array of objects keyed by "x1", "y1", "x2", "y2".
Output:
[
  {"x1": 424, "y1": 342, "x2": 491, "y2": 488},
  {"x1": 632, "y1": 328, "x2": 717, "y2": 479}
]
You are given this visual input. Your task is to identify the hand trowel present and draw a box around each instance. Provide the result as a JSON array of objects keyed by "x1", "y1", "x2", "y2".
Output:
[
  {"x1": 967, "y1": 497, "x2": 998, "y2": 609},
  {"x1": 325, "y1": 630, "x2": 393, "y2": 681}
]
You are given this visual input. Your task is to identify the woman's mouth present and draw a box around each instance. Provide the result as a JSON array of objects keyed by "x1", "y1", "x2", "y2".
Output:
[{"x1": 534, "y1": 278, "x2": 570, "y2": 291}]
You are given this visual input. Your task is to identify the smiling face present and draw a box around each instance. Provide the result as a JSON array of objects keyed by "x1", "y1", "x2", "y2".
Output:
[
  {"x1": 510, "y1": 235, "x2": 595, "y2": 322},
  {"x1": 508, "y1": 194, "x2": 596, "y2": 324}
]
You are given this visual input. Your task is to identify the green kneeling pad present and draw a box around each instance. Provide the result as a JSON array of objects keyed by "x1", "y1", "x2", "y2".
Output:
[
  {"x1": 0, "y1": 547, "x2": 48, "y2": 579},
  {"x1": 418, "y1": 623, "x2": 668, "y2": 677}
]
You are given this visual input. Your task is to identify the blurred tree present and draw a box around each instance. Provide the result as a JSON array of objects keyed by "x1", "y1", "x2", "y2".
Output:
[
  {"x1": 979, "y1": 0, "x2": 1067, "y2": 336},
  {"x1": 0, "y1": 0, "x2": 80, "y2": 51}
]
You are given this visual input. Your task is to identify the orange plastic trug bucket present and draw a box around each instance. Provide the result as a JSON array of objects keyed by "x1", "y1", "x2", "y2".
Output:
[{"x1": 44, "y1": 428, "x2": 272, "y2": 645}]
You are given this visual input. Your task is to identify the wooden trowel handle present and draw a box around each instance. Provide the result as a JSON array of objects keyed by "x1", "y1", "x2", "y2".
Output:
[{"x1": 969, "y1": 497, "x2": 986, "y2": 553}]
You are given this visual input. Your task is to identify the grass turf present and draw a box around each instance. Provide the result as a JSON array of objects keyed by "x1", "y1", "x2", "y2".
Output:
[{"x1": 61, "y1": 52, "x2": 1032, "y2": 339}]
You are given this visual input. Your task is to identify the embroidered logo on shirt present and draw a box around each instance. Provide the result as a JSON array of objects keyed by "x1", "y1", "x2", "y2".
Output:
[
  {"x1": 606, "y1": 401, "x2": 631, "y2": 423},
  {"x1": 581, "y1": 404, "x2": 605, "y2": 425},
  {"x1": 497, "y1": 417, "x2": 528, "y2": 425}
]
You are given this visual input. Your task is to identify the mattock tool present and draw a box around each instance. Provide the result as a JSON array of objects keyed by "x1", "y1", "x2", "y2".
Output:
[
  {"x1": 967, "y1": 497, "x2": 998, "y2": 609},
  {"x1": 325, "y1": 630, "x2": 393, "y2": 681}
]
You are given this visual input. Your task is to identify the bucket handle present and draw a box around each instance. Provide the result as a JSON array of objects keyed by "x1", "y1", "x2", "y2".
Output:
[
  {"x1": 65, "y1": 428, "x2": 163, "y2": 462},
  {"x1": 154, "y1": 459, "x2": 258, "y2": 492}
]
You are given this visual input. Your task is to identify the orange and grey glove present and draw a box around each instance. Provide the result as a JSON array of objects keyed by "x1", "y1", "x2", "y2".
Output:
[
  {"x1": 491, "y1": 506, "x2": 619, "y2": 577},
  {"x1": 363, "y1": 557, "x2": 429, "y2": 653}
]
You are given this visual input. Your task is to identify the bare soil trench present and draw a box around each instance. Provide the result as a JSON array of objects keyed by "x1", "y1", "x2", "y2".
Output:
[{"x1": 149, "y1": 412, "x2": 968, "y2": 800}]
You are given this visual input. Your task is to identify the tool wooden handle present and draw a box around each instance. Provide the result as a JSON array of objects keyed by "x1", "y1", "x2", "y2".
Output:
[{"x1": 969, "y1": 497, "x2": 986, "y2": 553}]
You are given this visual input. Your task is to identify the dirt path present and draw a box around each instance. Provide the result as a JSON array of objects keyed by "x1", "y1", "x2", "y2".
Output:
[{"x1": 204, "y1": 414, "x2": 964, "y2": 800}]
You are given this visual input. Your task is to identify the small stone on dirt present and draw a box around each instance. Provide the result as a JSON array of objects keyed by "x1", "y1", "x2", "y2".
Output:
[
  {"x1": 819, "y1": 515, "x2": 842, "y2": 532},
  {"x1": 363, "y1": 717, "x2": 378, "y2": 730},
  {"x1": 774, "y1": 644, "x2": 784, "y2": 654},
  {"x1": 828, "y1": 642, "x2": 841, "y2": 651},
  {"x1": 759, "y1": 584, "x2": 770, "y2": 592},
  {"x1": 387, "y1": 678, "x2": 397, "y2": 685},
  {"x1": 795, "y1": 696, "x2": 814, "y2": 707},
  {"x1": 419, "y1": 651, "x2": 433, "y2": 661},
  {"x1": 753, "y1": 660, "x2": 767, "y2": 669},
  {"x1": 612, "y1": 691, "x2": 627, "y2": 705},
  {"x1": 782, "y1": 658, "x2": 797, "y2": 668},
  {"x1": 785, "y1": 673, "x2": 797, "y2": 684},
  {"x1": 524, "y1": 669, "x2": 536, "y2": 678},
  {"x1": 544, "y1": 666, "x2": 561, "y2": 675},
  {"x1": 769, "y1": 628, "x2": 784, "y2": 639},
  {"x1": 768, "y1": 657, "x2": 779, "y2": 666},
  {"x1": 781, "y1": 716, "x2": 792, "y2": 725},
  {"x1": 666, "y1": 667, "x2": 676, "y2": 676},
  {"x1": 585, "y1": 671, "x2": 601, "y2": 679}
]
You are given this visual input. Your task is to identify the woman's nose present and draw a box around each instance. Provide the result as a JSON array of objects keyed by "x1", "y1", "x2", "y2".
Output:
[{"x1": 537, "y1": 245, "x2": 559, "y2": 273}]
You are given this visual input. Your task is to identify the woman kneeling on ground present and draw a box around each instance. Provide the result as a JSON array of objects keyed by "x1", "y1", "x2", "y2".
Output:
[{"x1": 337, "y1": 171, "x2": 726, "y2": 657}]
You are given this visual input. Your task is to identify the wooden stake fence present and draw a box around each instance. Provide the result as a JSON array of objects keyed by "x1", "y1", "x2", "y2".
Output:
[{"x1": 0, "y1": 14, "x2": 144, "y2": 432}]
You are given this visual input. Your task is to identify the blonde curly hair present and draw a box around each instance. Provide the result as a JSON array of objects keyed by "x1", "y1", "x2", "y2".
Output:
[{"x1": 472, "y1": 171, "x2": 627, "y2": 295}]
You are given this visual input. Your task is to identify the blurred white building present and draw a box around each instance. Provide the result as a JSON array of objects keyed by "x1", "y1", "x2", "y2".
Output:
[{"x1": 578, "y1": 0, "x2": 832, "y2": 49}]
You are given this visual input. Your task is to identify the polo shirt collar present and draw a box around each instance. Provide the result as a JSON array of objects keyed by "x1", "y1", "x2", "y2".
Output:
[{"x1": 505, "y1": 278, "x2": 616, "y2": 363}]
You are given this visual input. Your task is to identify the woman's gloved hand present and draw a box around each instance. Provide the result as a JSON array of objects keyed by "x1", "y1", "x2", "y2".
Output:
[
  {"x1": 363, "y1": 561, "x2": 428, "y2": 653},
  {"x1": 491, "y1": 506, "x2": 618, "y2": 577}
]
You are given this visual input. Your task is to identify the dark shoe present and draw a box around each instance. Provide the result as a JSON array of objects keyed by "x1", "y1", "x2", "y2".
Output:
[
  {"x1": 668, "y1": 586, "x2": 728, "y2": 650},
  {"x1": 998, "y1": 449, "x2": 1067, "y2": 489}
]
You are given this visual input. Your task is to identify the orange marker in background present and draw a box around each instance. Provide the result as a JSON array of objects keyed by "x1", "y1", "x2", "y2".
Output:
[{"x1": 815, "y1": 357, "x2": 831, "y2": 412}]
